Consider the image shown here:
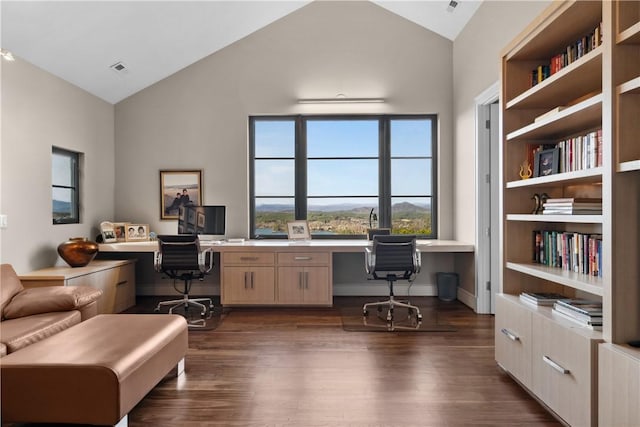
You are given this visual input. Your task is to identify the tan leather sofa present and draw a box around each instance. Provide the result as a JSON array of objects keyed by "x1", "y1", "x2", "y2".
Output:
[{"x1": 0, "y1": 263, "x2": 102, "y2": 357}]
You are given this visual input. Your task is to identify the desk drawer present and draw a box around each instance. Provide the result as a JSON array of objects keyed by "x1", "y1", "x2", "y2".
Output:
[
  {"x1": 223, "y1": 252, "x2": 274, "y2": 265},
  {"x1": 278, "y1": 252, "x2": 329, "y2": 265}
]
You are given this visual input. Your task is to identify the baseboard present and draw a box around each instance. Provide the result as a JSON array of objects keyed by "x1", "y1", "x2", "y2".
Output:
[
  {"x1": 457, "y1": 287, "x2": 476, "y2": 311},
  {"x1": 333, "y1": 282, "x2": 437, "y2": 297}
]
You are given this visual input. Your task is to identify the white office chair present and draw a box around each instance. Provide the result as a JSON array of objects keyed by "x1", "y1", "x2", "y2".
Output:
[
  {"x1": 154, "y1": 235, "x2": 214, "y2": 327},
  {"x1": 363, "y1": 234, "x2": 422, "y2": 323}
]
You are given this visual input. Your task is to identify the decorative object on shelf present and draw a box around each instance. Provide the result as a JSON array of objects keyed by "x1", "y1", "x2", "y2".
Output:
[
  {"x1": 533, "y1": 148, "x2": 560, "y2": 177},
  {"x1": 125, "y1": 224, "x2": 150, "y2": 242},
  {"x1": 287, "y1": 220, "x2": 311, "y2": 240},
  {"x1": 531, "y1": 192, "x2": 549, "y2": 214},
  {"x1": 57, "y1": 237, "x2": 99, "y2": 267},
  {"x1": 100, "y1": 221, "x2": 117, "y2": 243},
  {"x1": 519, "y1": 160, "x2": 533, "y2": 179},
  {"x1": 159, "y1": 169, "x2": 202, "y2": 220}
]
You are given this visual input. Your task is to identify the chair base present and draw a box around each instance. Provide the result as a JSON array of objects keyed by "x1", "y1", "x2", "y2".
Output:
[
  {"x1": 363, "y1": 296, "x2": 423, "y2": 323},
  {"x1": 154, "y1": 295, "x2": 214, "y2": 328}
]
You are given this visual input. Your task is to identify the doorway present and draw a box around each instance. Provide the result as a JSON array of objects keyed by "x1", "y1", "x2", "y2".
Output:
[{"x1": 475, "y1": 82, "x2": 499, "y2": 314}]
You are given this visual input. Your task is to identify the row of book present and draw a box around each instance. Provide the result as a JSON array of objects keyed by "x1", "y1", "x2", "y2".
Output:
[
  {"x1": 527, "y1": 129, "x2": 602, "y2": 178},
  {"x1": 556, "y1": 129, "x2": 603, "y2": 173},
  {"x1": 542, "y1": 197, "x2": 602, "y2": 215},
  {"x1": 532, "y1": 230, "x2": 602, "y2": 277},
  {"x1": 519, "y1": 292, "x2": 602, "y2": 329},
  {"x1": 531, "y1": 22, "x2": 602, "y2": 87}
]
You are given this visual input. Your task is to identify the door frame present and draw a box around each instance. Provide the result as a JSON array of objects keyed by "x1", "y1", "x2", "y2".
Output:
[{"x1": 475, "y1": 81, "x2": 499, "y2": 314}]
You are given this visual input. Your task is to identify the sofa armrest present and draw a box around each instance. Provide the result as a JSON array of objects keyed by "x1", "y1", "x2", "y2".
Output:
[{"x1": 3, "y1": 286, "x2": 102, "y2": 319}]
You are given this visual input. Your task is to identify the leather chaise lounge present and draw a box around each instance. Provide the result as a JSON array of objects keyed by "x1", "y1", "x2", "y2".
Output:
[{"x1": 0, "y1": 264, "x2": 189, "y2": 427}]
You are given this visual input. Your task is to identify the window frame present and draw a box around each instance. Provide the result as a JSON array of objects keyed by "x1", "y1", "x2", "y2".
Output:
[
  {"x1": 52, "y1": 146, "x2": 80, "y2": 225},
  {"x1": 249, "y1": 114, "x2": 437, "y2": 239}
]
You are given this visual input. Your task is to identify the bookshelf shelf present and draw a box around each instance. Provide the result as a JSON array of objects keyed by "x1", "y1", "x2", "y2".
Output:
[
  {"x1": 618, "y1": 77, "x2": 640, "y2": 95},
  {"x1": 506, "y1": 93, "x2": 602, "y2": 141},
  {"x1": 506, "y1": 262, "x2": 604, "y2": 296},
  {"x1": 618, "y1": 159, "x2": 640, "y2": 173},
  {"x1": 507, "y1": 214, "x2": 603, "y2": 224},
  {"x1": 506, "y1": 167, "x2": 602, "y2": 189},
  {"x1": 617, "y1": 21, "x2": 640, "y2": 45},
  {"x1": 506, "y1": 48, "x2": 603, "y2": 110}
]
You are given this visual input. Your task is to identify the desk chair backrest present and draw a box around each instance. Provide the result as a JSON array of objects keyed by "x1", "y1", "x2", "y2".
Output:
[
  {"x1": 368, "y1": 235, "x2": 420, "y2": 280},
  {"x1": 156, "y1": 235, "x2": 205, "y2": 274}
]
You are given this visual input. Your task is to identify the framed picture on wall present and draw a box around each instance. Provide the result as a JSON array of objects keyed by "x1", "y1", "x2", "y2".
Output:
[{"x1": 160, "y1": 170, "x2": 202, "y2": 220}]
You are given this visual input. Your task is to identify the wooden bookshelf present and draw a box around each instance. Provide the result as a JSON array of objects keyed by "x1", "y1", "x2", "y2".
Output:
[{"x1": 497, "y1": 2, "x2": 611, "y2": 426}]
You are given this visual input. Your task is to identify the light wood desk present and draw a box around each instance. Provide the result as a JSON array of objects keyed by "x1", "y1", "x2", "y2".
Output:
[{"x1": 99, "y1": 239, "x2": 474, "y2": 306}]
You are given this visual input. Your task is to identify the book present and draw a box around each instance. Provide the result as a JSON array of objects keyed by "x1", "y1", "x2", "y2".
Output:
[
  {"x1": 543, "y1": 198, "x2": 602, "y2": 204},
  {"x1": 552, "y1": 308, "x2": 603, "y2": 330},
  {"x1": 553, "y1": 303, "x2": 602, "y2": 324},
  {"x1": 555, "y1": 299, "x2": 602, "y2": 316},
  {"x1": 543, "y1": 208, "x2": 602, "y2": 215},
  {"x1": 520, "y1": 292, "x2": 566, "y2": 306}
]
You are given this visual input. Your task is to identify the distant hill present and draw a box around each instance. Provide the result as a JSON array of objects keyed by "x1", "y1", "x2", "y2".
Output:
[
  {"x1": 258, "y1": 201, "x2": 430, "y2": 213},
  {"x1": 392, "y1": 201, "x2": 429, "y2": 213}
]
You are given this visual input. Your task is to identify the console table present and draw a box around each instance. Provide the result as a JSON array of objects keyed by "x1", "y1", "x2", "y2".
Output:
[
  {"x1": 19, "y1": 260, "x2": 136, "y2": 314},
  {"x1": 98, "y1": 240, "x2": 473, "y2": 307}
]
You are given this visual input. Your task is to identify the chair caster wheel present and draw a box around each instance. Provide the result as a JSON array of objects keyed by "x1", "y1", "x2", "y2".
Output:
[
  {"x1": 154, "y1": 307, "x2": 160, "y2": 312},
  {"x1": 417, "y1": 314, "x2": 423, "y2": 321}
]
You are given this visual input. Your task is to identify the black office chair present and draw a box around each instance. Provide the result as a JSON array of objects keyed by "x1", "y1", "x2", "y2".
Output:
[
  {"x1": 154, "y1": 235, "x2": 214, "y2": 327},
  {"x1": 363, "y1": 234, "x2": 422, "y2": 323}
]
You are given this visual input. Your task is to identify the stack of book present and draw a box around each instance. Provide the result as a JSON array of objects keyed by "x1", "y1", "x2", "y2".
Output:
[
  {"x1": 552, "y1": 299, "x2": 602, "y2": 329},
  {"x1": 519, "y1": 292, "x2": 566, "y2": 306},
  {"x1": 542, "y1": 197, "x2": 602, "y2": 215}
]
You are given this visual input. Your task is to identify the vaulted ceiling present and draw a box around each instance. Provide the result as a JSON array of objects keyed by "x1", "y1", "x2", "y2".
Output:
[{"x1": 1, "y1": 1, "x2": 482, "y2": 104}]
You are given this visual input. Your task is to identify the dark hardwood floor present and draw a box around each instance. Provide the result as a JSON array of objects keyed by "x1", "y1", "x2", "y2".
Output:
[{"x1": 124, "y1": 296, "x2": 560, "y2": 427}]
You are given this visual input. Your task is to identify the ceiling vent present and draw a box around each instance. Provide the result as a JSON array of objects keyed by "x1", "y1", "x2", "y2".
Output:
[
  {"x1": 110, "y1": 61, "x2": 128, "y2": 73},
  {"x1": 447, "y1": 0, "x2": 459, "y2": 12}
]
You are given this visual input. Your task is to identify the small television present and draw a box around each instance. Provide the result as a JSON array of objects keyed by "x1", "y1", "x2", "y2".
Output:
[{"x1": 178, "y1": 205, "x2": 226, "y2": 241}]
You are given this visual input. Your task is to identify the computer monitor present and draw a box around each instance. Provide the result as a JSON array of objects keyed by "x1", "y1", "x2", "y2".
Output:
[{"x1": 178, "y1": 205, "x2": 226, "y2": 241}]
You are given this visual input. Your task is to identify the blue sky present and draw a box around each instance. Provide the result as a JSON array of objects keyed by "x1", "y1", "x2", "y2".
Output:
[{"x1": 254, "y1": 118, "x2": 432, "y2": 207}]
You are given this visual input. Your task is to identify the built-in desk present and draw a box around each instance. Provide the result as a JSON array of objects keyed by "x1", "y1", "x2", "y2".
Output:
[{"x1": 98, "y1": 240, "x2": 474, "y2": 306}]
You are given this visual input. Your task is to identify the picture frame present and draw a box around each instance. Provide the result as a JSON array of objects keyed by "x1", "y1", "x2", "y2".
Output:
[
  {"x1": 100, "y1": 221, "x2": 117, "y2": 243},
  {"x1": 113, "y1": 222, "x2": 128, "y2": 242},
  {"x1": 125, "y1": 224, "x2": 149, "y2": 241},
  {"x1": 534, "y1": 148, "x2": 560, "y2": 178},
  {"x1": 197, "y1": 211, "x2": 206, "y2": 228},
  {"x1": 287, "y1": 220, "x2": 311, "y2": 240},
  {"x1": 160, "y1": 170, "x2": 202, "y2": 220}
]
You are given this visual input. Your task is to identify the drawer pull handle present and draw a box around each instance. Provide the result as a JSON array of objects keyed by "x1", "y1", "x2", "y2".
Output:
[
  {"x1": 116, "y1": 280, "x2": 128, "y2": 286},
  {"x1": 294, "y1": 256, "x2": 312, "y2": 261},
  {"x1": 543, "y1": 355, "x2": 570, "y2": 374},
  {"x1": 240, "y1": 257, "x2": 259, "y2": 261},
  {"x1": 501, "y1": 328, "x2": 520, "y2": 341}
]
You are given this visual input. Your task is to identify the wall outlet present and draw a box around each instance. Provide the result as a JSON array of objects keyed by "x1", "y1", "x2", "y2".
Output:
[{"x1": 0, "y1": 214, "x2": 7, "y2": 229}]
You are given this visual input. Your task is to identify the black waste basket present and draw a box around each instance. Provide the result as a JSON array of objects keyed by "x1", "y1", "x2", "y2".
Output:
[{"x1": 436, "y1": 272, "x2": 458, "y2": 302}]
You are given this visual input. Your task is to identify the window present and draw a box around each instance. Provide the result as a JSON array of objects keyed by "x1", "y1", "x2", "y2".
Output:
[
  {"x1": 250, "y1": 115, "x2": 436, "y2": 238},
  {"x1": 52, "y1": 147, "x2": 79, "y2": 224}
]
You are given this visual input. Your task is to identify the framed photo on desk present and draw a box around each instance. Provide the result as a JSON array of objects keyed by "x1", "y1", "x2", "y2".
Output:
[{"x1": 287, "y1": 220, "x2": 310, "y2": 240}]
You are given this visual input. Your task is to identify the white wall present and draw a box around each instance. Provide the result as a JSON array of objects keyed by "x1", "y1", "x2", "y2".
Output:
[
  {"x1": 114, "y1": 0, "x2": 454, "y2": 240},
  {"x1": 0, "y1": 58, "x2": 114, "y2": 273},
  {"x1": 452, "y1": 0, "x2": 551, "y2": 244}
]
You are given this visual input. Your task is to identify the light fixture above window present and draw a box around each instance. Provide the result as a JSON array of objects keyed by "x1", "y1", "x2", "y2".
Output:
[
  {"x1": 297, "y1": 94, "x2": 385, "y2": 104},
  {"x1": 0, "y1": 49, "x2": 15, "y2": 61}
]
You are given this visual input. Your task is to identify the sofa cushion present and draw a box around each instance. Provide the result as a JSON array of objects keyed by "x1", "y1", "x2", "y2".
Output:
[
  {"x1": 0, "y1": 311, "x2": 81, "y2": 355},
  {"x1": 3, "y1": 286, "x2": 102, "y2": 319},
  {"x1": 1, "y1": 264, "x2": 24, "y2": 319}
]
